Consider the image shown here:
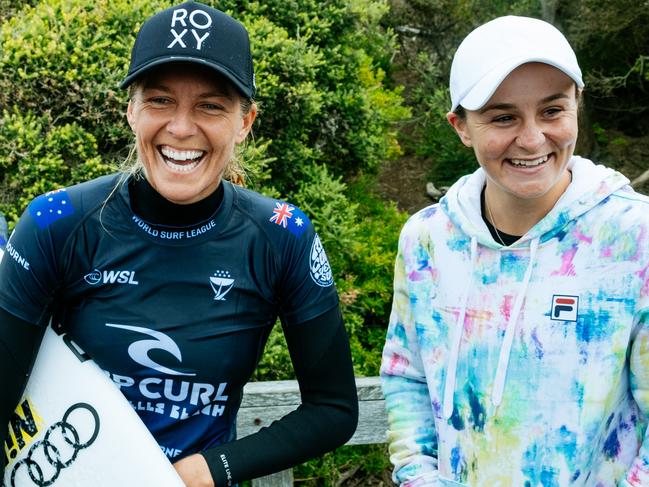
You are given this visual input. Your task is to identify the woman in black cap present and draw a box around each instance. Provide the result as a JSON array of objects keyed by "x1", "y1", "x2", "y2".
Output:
[{"x1": 0, "y1": 2, "x2": 357, "y2": 486}]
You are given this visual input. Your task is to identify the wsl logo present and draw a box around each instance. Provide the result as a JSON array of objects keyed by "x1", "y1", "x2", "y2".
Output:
[
  {"x1": 210, "y1": 270, "x2": 235, "y2": 301},
  {"x1": 84, "y1": 269, "x2": 139, "y2": 286},
  {"x1": 551, "y1": 295, "x2": 579, "y2": 322}
]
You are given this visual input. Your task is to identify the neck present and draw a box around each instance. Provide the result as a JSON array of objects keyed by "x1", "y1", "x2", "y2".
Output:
[
  {"x1": 129, "y1": 177, "x2": 224, "y2": 226},
  {"x1": 484, "y1": 171, "x2": 571, "y2": 236}
]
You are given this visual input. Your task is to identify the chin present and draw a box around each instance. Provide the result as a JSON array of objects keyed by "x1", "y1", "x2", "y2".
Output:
[{"x1": 504, "y1": 184, "x2": 550, "y2": 200}]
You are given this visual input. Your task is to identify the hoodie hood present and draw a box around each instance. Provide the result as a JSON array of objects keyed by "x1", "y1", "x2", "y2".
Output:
[{"x1": 441, "y1": 156, "x2": 630, "y2": 248}]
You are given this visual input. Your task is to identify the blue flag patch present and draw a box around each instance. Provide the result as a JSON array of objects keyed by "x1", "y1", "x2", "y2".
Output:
[
  {"x1": 268, "y1": 201, "x2": 310, "y2": 237},
  {"x1": 28, "y1": 189, "x2": 75, "y2": 229}
]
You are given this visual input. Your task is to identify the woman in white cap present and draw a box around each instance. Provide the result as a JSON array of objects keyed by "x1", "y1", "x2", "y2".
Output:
[
  {"x1": 381, "y1": 15, "x2": 649, "y2": 486},
  {"x1": 0, "y1": 2, "x2": 357, "y2": 486}
]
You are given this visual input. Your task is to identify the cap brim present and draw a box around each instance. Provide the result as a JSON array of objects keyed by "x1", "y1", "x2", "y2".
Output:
[
  {"x1": 459, "y1": 56, "x2": 584, "y2": 111},
  {"x1": 120, "y1": 56, "x2": 254, "y2": 99}
]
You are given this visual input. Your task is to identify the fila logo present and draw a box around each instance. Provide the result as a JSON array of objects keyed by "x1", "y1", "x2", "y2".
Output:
[
  {"x1": 84, "y1": 269, "x2": 139, "y2": 286},
  {"x1": 551, "y1": 295, "x2": 579, "y2": 322},
  {"x1": 106, "y1": 323, "x2": 196, "y2": 376},
  {"x1": 168, "y1": 8, "x2": 212, "y2": 50},
  {"x1": 210, "y1": 270, "x2": 235, "y2": 301}
]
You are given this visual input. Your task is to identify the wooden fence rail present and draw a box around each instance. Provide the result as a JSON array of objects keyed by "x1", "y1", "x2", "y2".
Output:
[{"x1": 238, "y1": 376, "x2": 387, "y2": 487}]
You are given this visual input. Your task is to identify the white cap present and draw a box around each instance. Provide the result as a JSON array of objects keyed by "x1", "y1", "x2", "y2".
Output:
[{"x1": 449, "y1": 16, "x2": 584, "y2": 111}]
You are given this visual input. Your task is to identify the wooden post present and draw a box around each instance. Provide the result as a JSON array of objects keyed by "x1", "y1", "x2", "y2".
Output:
[
  {"x1": 242, "y1": 377, "x2": 388, "y2": 486},
  {"x1": 239, "y1": 376, "x2": 386, "y2": 445}
]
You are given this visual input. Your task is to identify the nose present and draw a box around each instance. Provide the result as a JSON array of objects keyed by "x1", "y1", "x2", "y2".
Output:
[
  {"x1": 166, "y1": 108, "x2": 197, "y2": 138},
  {"x1": 516, "y1": 119, "x2": 545, "y2": 151}
]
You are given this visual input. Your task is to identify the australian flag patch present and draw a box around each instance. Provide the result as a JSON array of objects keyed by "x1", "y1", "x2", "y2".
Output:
[
  {"x1": 268, "y1": 201, "x2": 310, "y2": 237},
  {"x1": 28, "y1": 189, "x2": 75, "y2": 229}
]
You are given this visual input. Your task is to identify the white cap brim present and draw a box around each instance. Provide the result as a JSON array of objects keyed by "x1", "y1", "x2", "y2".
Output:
[{"x1": 458, "y1": 55, "x2": 584, "y2": 111}]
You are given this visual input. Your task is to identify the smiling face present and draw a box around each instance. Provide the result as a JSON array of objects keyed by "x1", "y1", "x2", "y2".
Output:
[
  {"x1": 127, "y1": 64, "x2": 256, "y2": 204},
  {"x1": 447, "y1": 62, "x2": 579, "y2": 210}
]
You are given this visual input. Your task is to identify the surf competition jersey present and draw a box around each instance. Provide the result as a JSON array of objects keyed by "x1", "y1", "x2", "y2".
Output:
[
  {"x1": 0, "y1": 173, "x2": 344, "y2": 470},
  {"x1": 0, "y1": 211, "x2": 7, "y2": 260}
]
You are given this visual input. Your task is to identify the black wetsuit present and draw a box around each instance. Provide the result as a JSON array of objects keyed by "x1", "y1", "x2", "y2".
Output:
[{"x1": 0, "y1": 174, "x2": 358, "y2": 485}]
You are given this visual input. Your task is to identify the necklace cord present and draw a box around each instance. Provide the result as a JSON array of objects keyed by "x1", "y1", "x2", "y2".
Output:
[{"x1": 485, "y1": 191, "x2": 507, "y2": 246}]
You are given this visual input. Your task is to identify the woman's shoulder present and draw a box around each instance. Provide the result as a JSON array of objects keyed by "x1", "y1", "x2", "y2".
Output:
[
  {"x1": 21, "y1": 173, "x2": 122, "y2": 236},
  {"x1": 229, "y1": 182, "x2": 282, "y2": 212},
  {"x1": 228, "y1": 182, "x2": 315, "y2": 239},
  {"x1": 598, "y1": 185, "x2": 649, "y2": 227},
  {"x1": 611, "y1": 185, "x2": 649, "y2": 206},
  {"x1": 401, "y1": 202, "x2": 445, "y2": 234},
  {"x1": 63, "y1": 173, "x2": 122, "y2": 201},
  {"x1": 31, "y1": 173, "x2": 122, "y2": 207}
]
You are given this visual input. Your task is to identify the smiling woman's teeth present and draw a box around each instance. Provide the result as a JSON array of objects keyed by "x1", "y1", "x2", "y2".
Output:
[
  {"x1": 160, "y1": 147, "x2": 205, "y2": 173},
  {"x1": 509, "y1": 155, "x2": 549, "y2": 167}
]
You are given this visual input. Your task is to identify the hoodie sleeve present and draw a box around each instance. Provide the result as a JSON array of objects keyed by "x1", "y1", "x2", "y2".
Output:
[
  {"x1": 380, "y1": 227, "x2": 441, "y2": 487},
  {"x1": 623, "y1": 304, "x2": 649, "y2": 486}
]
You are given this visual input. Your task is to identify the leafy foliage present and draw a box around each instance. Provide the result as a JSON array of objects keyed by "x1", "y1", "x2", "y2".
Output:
[
  {"x1": 0, "y1": 108, "x2": 111, "y2": 223},
  {"x1": 560, "y1": 0, "x2": 649, "y2": 137}
]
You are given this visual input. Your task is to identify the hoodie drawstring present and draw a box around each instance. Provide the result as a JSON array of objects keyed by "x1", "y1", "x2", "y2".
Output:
[
  {"x1": 443, "y1": 237, "x2": 539, "y2": 419},
  {"x1": 492, "y1": 237, "x2": 539, "y2": 407},
  {"x1": 443, "y1": 236, "x2": 478, "y2": 419}
]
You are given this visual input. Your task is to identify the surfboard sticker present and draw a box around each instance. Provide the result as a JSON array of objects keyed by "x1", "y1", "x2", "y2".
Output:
[{"x1": 3, "y1": 326, "x2": 185, "y2": 486}]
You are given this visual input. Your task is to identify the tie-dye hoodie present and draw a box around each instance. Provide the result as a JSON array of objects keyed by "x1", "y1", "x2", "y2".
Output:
[{"x1": 381, "y1": 156, "x2": 649, "y2": 487}]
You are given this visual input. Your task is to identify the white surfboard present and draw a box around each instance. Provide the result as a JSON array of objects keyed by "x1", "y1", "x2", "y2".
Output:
[{"x1": 3, "y1": 326, "x2": 185, "y2": 487}]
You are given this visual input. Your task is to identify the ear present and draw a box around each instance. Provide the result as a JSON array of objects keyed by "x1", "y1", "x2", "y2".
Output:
[
  {"x1": 126, "y1": 100, "x2": 136, "y2": 131},
  {"x1": 446, "y1": 111, "x2": 472, "y2": 148},
  {"x1": 235, "y1": 103, "x2": 258, "y2": 144}
]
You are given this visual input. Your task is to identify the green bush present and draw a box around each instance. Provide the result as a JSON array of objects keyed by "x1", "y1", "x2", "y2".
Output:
[
  {"x1": 0, "y1": 108, "x2": 111, "y2": 224},
  {"x1": 413, "y1": 85, "x2": 476, "y2": 186},
  {"x1": 0, "y1": 0, "x2": 407, "y2": 212},
  {"x1": 293, "y1": 443, "x2": 391, "y2": 486},
  {"x1": 341, "y1": 176, "x2": 408, "y2": 376}
]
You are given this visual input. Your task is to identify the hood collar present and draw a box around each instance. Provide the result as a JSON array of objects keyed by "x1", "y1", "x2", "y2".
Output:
[{"x1": 441, "y1": 156, "x2": 630, "y2": 248}]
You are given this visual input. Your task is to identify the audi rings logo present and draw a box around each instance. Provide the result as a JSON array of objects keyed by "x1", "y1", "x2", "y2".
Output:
[{"x1": 10, "y1": 403, "x2": 100, "y2": 487}]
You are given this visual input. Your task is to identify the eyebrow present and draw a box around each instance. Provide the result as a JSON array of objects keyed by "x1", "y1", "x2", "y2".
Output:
[
  {"x1": 479, "y1": 92, "x2": 571, "y2": 114},
  {"x1": 142, "y1": 84, "x2": 233, "y2": 99}
]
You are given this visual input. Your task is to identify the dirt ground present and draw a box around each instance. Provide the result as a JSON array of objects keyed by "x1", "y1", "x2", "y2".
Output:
[
  {"x1": 376, "y1": 153, "x2": 436, "y2": 215},
  {"x1": 603, "y1": 132, "x2": 649, "y2": 195}
]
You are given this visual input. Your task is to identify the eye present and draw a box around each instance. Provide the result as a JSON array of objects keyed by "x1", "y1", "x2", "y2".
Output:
[
  {"x1": 492, "y1": 114, "x2": 514, "y2": 124},
  {"x1": 147, "y1": 96, "x2": 173, "y2": 106},
  {"x1": 200, "y1": 102, "x2": 225, "y2": 112},
  {"x1": 544, "y1": 106, "x2": 562, "y2": 117}
]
